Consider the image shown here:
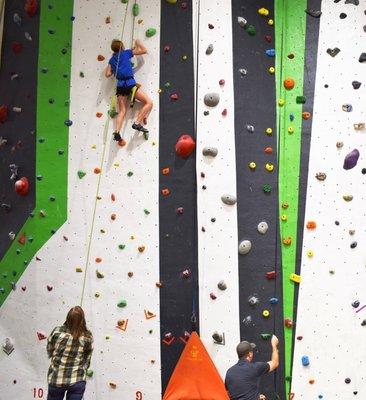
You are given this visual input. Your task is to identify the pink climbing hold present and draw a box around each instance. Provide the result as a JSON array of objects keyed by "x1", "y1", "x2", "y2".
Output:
[
  {"x1": 25, "y1": 0, "x2": 38, "y2": 17},
  {"x1": 222, "y1": 109, "x2": 227, "y2": 116},
  {"x1": 181, "y1": 2, "x2": 187, "y2": 9},
  {"x1": 15, "y1": 177, "x2": 29, "y2": 196},
  {"x1": 164, "y1": 45, "x2": 171, "y2": 53},
  {"x1": 219, "y1": 79, "x2": 225, "y2": 86},
  {"x1": 175, "y1": 134, "x2": 196, "y2": 158},
  {"x1": 0, "y1": 105, "x2": 8, "y2": 123}
]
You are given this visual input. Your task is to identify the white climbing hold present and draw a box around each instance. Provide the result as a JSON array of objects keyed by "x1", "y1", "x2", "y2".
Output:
[
  {"x1": 239, "y1": 68, "x2": 247, "y2": 76},
  {"x1": 202, "y1": 147, "x2": 218, "y2": 157},
  {"x1": 239, "y1": 240, "x2": 252, "y2": 254},
  {"x1": 237, "y1": 16, "x2": 247, "y2": 28},
  {"x1": 221, "y1": 194, "x2": 237, "y2": 205},
  {"x1": 257, "y1": 221, "x2": 268, "y2": 234},
  {"x1": 204, "y1": 93, "x2": 220, "y2": 107}
]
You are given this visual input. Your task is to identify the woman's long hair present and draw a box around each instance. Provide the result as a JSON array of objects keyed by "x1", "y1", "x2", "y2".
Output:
[{"x1": 64, "y1": 306, "x2": 88, "y2": 340}]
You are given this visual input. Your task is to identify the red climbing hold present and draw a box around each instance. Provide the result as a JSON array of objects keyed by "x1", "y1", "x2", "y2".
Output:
[
  {"x1": 164, "y1": 45, "x2": 171, "y2": 53},
  {"x1": 175, "y1": 134, "x2": 195, "y2": 158},
  {"x1": 170, "y1": 93, "x2": 179, "y2": 101},
  {"x1": 266, "y1": 271, "x2": 276, "y2": 280},
  {"x1": 25, "y1": 0, "x2": 38, "y2": 17},
  {"x1": 97, "y1": 55, "x2": 105, "y2": 61},
  {"x1": 264, "y1": 35, "x2": 272, "y2": 43},
  {"x1": 0, "y1": 105, "x2": 8, "y2": 123},
  {"x1": 222, "y1": 109, "x2": 227, "y2": 116},
  {"x1": 12, "y1": 42, "x2": 23, "y2": 54},
  {"x1": 15, "y1": 177, "x2": 29, "y2": 196},
  {"x1": 18, "y1": 233, "x2": 26, "y2": 245},
  {"x1": 264, "y1": 147, "x2": 273, "y2": 154},
  {"x1": 219, "y1": 79, "x2": 225, "y2": 86}
]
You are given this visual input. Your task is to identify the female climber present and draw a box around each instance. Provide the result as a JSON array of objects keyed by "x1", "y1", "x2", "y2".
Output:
[
  {"x1": 105, "y1": 39, "x2": 153, "y2": 142},
  {"x1": 46, "y1": 306, "x2": 93, "y2": 400}
]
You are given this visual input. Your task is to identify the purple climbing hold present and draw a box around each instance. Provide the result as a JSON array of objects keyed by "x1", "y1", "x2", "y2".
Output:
[{"x1": 343, "y1": 149, "x2": 360, "y2": 170}]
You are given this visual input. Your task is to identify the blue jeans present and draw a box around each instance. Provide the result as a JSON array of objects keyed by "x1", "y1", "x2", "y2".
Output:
[{"x1": 47, "y1": 381, "x2": 86, "y2": 400}]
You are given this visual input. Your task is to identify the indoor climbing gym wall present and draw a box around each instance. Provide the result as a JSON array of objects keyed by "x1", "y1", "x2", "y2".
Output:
[{"x1": 0, "y1": 0, "x2": 365, "y2": 399}]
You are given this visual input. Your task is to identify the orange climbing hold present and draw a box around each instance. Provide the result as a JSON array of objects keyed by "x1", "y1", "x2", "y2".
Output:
[
  {"x1": 111, "y1": 214, "x2": 116, "y2": 221},
  {"x1": 302, "y1": 111, "x2": 311, "y2": 120},
  {"x1": 162, "y1": 167, "x2": 170, "y2": 175},
  {"x1": 96, "y1": 112, "x2": 103, "y2": 118},
  {"x1": 163, "y1": 332, "x2": 229, "y2": 400},
  {"x1": 306, "y1": 221, "x2": 316, "y2": 229},
  {"x1": 162, "y1": 188, "x2": 170, "y2": 196},
  {"x1": 264, "y1": 147, "x2": 273, "y2": 154},
  {"x1": 95, "y1": 257, "x2": 102, "y2": 263},
  {"x1": 97, "y1": 55, "x2": 105, "y2": 61},
  {"x1": 283, "y1": 237, "x2": 292, "y2": 246},
  {"x1": 138, "y1": 246, "x2": 145, "y2": 253},
  {"x1": 111, "y1": 193, "x2": 116, "y2": 201},
  {"x1": 94, "y1": 167, "x2": 101, "y2": 174},
  {"x1": 283, "y1": 78, "x2": 295, "y2": 90}
]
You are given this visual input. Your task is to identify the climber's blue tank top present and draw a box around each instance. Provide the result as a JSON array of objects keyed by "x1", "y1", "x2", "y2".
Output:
[{"x1": 108, "y1": 49, "x2": 136, "y2": 87}]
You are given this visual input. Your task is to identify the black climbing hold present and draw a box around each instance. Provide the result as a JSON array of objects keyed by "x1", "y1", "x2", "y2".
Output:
[
  {"x1": 362, "y1": 168, "x2": 366, "y2": 174},
  {"x1": 211, "y1": 218, "x2": 216, "y2": 223},
  {"x1": 327, "y1": 47, "x2": 340, "y2": 57},
  {"x1": 49, "y1": 98, "x2": 54, "y2": 104},
  {"x1": 61, "y1": 48, "x2": 67, "y2": 54},
  {"x1": 339, "y1": 13, "x2": 347, "y2": 18},
  {"x1": 324, "y1": 84, "x2": 329, "y2": 88},
  {"x1": 202, "y1": 185, "x2": 206, "y2": 190},
  {"x1": 345, "y1": 0, "x2": 359, "y2": 4},
  {"x1": 352, "y1": 300, "x2": 360, "y2": 308},
  {"x1": 361, "y1": 320, "x2": 366, "y2": 326},
  {"x1": 71, "y1": 16, "x2": 75, "y2": 21},
  {"x1": 359, "y1": 53, "x2": 366, "y2": 63},
  {"x1": 350, "y1": 241, "x2": 357, "y2": 248},
  {"x1": 48, "y1": 29, "x2": 56, "y2": 34},
  {"x1": 335, "y1": 221, "x2": 340, "y2": 225},
  {"x1": 345, "y1": 378, "x2": 351, "y2": 384},
  {"x1": 352, "y1": 81, "x2": 361, "y2": 89},
  {"x1": 204, "y1": 111, "x2": 209, "y2": 116},
  {"x1": 305, "y1": 9, "x2": 322, "y2": 17}
]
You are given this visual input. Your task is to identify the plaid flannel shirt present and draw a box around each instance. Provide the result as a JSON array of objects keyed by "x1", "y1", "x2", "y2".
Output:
[{"x1": 47, "y1": 325, "x2": 93, "y2": 387}]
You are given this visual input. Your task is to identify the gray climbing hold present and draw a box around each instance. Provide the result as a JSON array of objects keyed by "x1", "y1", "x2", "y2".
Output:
[
  {"x1": 359, "y1": 53, "x2": 366, "y2": 63},
  {"x1": 212, "y1": 331, "x2": 223, "y2": 343},
  {"x1": 204, "y1": 93, "x2": 220, "y2": 107},
  {"x1": 345, "y1": 0, "x2": 359, "y2": 5},
  {"x1": 248, "y1": 295, "x2": 259, "y2": 305},
  {"x1": 239, "y1": 240, "x2": 252, "y2": 255},
  {"x1": 202, "y1": 147, "x2": 218, "y2": 157},
  {"x1": 305, "y1": 9, "x2": 322, "y2": 18},
  {"x1": 343, "y1": 149, "x2": 360, "y2": 170},
  {"x1": 257, "y1": 221, "x2": 268, "y2": 234},
  {"x1": 342, "y1": 104, "x2": 353, "y2": 112},
  {"x1": 315, "y1": 172, "x2": 327, "y2": 181},
  {"x1": 221, "y1": 194, "x2": 236, "y2": 205},
  {"x1": 352, "y1": 81, "x2": 361, "y2": 89},
  {"x1": 2, "y1": 338, "x2": 14, "y2": 355},
  {"x1": 239, "y1": 68, "x2": 247, "y2": 76},
  {"x1": 327, "y1": 47, "x2": 340, "y2": 57},
  {"x1": 206, "y1": 44, "x2": 213, "y2": 55},
  {"x1": 217, "y1": 280, "x2": 227, "y2": 290},
  {"x1": 237, "y1": 16, "x2": 247, "y2": 28},
  {"x1": 246, "y1": 124, "x2": 254, "y2": 133}
]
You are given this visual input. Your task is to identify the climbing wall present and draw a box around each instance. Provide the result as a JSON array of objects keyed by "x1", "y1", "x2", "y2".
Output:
[{"x1": 291, "y1": 0, "x2": 366, "y2": 398}]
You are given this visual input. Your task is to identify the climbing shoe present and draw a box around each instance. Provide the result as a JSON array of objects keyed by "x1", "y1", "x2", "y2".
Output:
[
  {"x1": 132, "y1": 123, "x2": 149, "y2": 134},
  {"x1": 113, "y1": 131, "x2": 122, "y2": 141}
]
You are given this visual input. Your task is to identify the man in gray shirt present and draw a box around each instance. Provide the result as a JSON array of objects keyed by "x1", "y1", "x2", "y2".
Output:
[{"x1": 225, "y1": 335, "x2": 279, "y2": 400}]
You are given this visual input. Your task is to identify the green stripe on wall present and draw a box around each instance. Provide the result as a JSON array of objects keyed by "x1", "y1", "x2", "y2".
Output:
[
  {"x1": 0, "y1": 1, "x2": 73, "y2": 307},
  {"x1": 275, "y1": 0, "x2": 307, "y2": 395}
]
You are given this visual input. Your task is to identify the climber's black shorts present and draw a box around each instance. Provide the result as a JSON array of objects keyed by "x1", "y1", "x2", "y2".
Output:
[{"x1": 116, "y1": 85, "x2": 135, "y2": 97}]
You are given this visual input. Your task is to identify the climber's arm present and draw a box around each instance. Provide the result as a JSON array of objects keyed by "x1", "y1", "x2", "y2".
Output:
[
  {"x1": 105, "y1": 64, "x2": 113, "y2": 78},
  {"x1": 133, "y1": 39, "x2": 147, "y2": 56}
]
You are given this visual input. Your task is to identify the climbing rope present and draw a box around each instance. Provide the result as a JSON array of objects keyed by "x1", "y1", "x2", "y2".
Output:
[{"x1": 80, "y1": 1, "x2": 130, "y2": 305}]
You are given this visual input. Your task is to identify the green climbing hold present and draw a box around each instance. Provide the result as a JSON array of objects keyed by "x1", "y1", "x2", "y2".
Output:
[
  {"x1": 117, "y1": 299, "x2": 127, "y2": 308},
  {"x1": 38, "y1": 137, "x2": 45, "y2": 143},
  {"x1": 144, "y1": 209, "x2": 150, "y2": 215},
  {"x1": 86, "y1": 369, "x2": 94, "y2": 377},
  {"x1": 146, "y1": 28, "x2": 157, "y2": 38},
  {"x1": 77, "y1": 170, "x2": 86, "y2": 179},
  {"x1": 121, "y1": 0, "x2": 128, "y2": 3},
  {"x1": 49, "y1": 196, "x2": 56, "y2": 202},
  {"x1": 127, "y1": 171, "x2": 133, "y2": 177},
  {"x1": 108, "y1": 108, "x2": 118, "y2": 118},
  {"x1": 296, "y1": 96, "x2": 306, "y2": 104},
  {"x1": 246, "y1": 25, "x2": 256, "y2": 36},
  {"x1": 16, "y1": 249, "x2": 21, "y2": 255},
  {"x1": 263, "y1": 184, "x2": 272, "y2": 193},
  {"x1": 28, "y1": 236, "x2": 33, "y2": 243},
  {"x1": 37, "y1": 175, "x2": 43, "y2": 181},
  {"x1": 118, "y1": 244, "x2": 126, "y2": 250},
  {"x1": 132, "y1": 3, "x2": 139, "y2": 16},
  {"x1": 58, "y1": 149, "x2": 64, "y2": 155},
  {"x1": 261, "y1": 333, "x2": 271, "y2": 340},
  {"x1": 164, "y1": 82, "x2": 171, "y2": 88}
]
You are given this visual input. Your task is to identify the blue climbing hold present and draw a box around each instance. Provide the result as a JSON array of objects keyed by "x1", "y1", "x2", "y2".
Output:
[
  {"x1": 301, "y1": 356, "x2": 310, "y2": 366},
  {"x1": 269, "y1": 297, "x2": 279, "y2": 305},
  {"x1": 265, "y1": 49, "x2": 275, "y2": 57},
  {"x1": 289, "y1": 113, "x2": 295, "y2": 121},
  {"x1": 64, "y1": 119, "x2": 73, "y2": 127}
]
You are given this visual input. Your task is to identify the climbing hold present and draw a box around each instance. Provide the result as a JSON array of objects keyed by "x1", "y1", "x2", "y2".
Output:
[
  {"x1": 219, "y1": 79, "x2": 225, "y2": 86},
  {"x1": 202, "y1": 147, "x2": 218, "y2": 157},
  {"x1": 77, "y1": 170, "x2": 86, "y2": 179},
  {"x1": 302, "y1": 356, "x2": 310, "y2": 366},
  {"x1": 265, "y1": 163, "x2": 274, "y2": 172},
  {"x1": 283, "y1": 237, "x2": 292, "y2": 246},
  {"x1": 94, "y1": 167, "x2": 101, "y2": 174},
  {"x1": 206, "y1": 44, "x2": 214, "y2": 55},
  {"x1": 352, "y1": 300, "x2": 360, "y2": 308},
  {"x1": 290, "y1": 273, "x2": 301, "y2": 283},
  {"x1": 37, "y1": 331, "x2": 47, "y2": 340},
  {"x1": 283, "y1": 78, "x2": 295, "y2": 90},
  {"x1": 210, "y1": 292, "x2": 217, "y2": 300},
  {"x1": 239, "y1": 68, "x2": 247, "y2": 76},
  {"x1": 222, "y1": 109, "x2": 227, "y2": 116},
  {"x1": 263, "y1": 184, "x2": 272, "y2": 193},
  {"x1": 336, "y1": 141, "x2": 344, "y2": 149},
  {"x1": 237, "y1": 17, "x2": 247, "y2": 28},
  {"x1": 221, "y1": 194, "x2": 237, "y2": 205},
  {"x1": 96, "y1": 270, "x2": 104, "y2": 279},
  {"x1": 359, "y1": 53, "x2": 366, "y2": 63},
  {"x1": 170, "y1": 93, "x2": 179, "y2": 101},
  {"x1": 265, "y1": 49, "x2": 275, "y2": 57},
  {"x1": 165, "y1": 0, "x2": 177, "y2": 3},
  {"x1": 264, "y1": 147, "x2": 273, "y2": 154},
  {"x1": 342, "y1": 104, "x2": 353, "y2": 112},
  {"x1": 264, "y1": 35, "x2": 272, "y2": 43},
  {"x1": 343, "y1": 195, "x2": 353, "y2": 202},
  {"x1": 266, "y1": 128, "x2": 273, "y2": 135},
  {"x1": 246, "y1": 25, "x2": 256, "y2": 36},
  {"x1": 284, "y1": 318, "x2": 293, "y2": 328},
  {"x1": 281, "y1": 214, "x2": 287, "y2": 221},
  {"x1": 13, "y1": 13, "x2": 22, "y2": 26},
  {"x1": 302, "y1": 111, "x2": 311, "y2": 120},
  {"x1": 12, "y1": 42, "x2": 23, "y2": 54},
  {"x1": 305, "y1": 9, "x2": 322, "y2": 17},
  {"x1": 182, "y1": 269, "x2": 191, "y2": 279},
  {"x1": 25, "y1": 0, "x2": 38, "y2": 17},
  {"x1": 15, "y1": 177, "x2": 29, "y2": 196},
  {"x1": 175, "y1": 134, "x2": 195, "y2": 158},
  {"x1": 343, "y1": 149, "x2": 360, "y2": 170},
  {"x1": 249, "y1": 162, "x2": 256, "y2": 170},
  {"x1": 262, "y1": 310, "x2": 270, "y2": 318},
  {"x1": 0, "y1": 105, "x2": 8, "y2": 123},
  {"x1": 204, "y1": 93, "x2": 220, "y2": 107},
  {"x1": 296, "y1": 96, "x2": 306, "y2": 104},
  {"x1": 258, "y1": 7, "x2": 269, "y2": 16},
  {"x1": 339, "y1": 12, "x2": 347, "y2": 19},
  {"x1": 64, "y1": 119, "x2": 73, "y2": 127},
  {"x1": 350, "y1": 241, "x2": 357, "y2": 249},
  {"x1": 352, "y1": 81, "x2": 361, "y2": 89},
  {"x1": 306, "y1": 221, "x2": 316, "y2": 229},
  {"x1": 217, "y1": 280, "x2": 227, "y2": 291},
  {"x1": 345, "y1": 0, "x2": 359, "y2": 3},
  {"x1": 316, "y1": 172, "x2": 327, "y2": 181},
  {"x1": 146, "y1": 28, "x2": 157, "y2": 37},
  {"x1": 97, "y1": 54, "x2": 105, "y2": 61},
  {"x1": 270, "y1": 297, "x2": 278, "y2": 304},
  {"x1": 117, "y1": 299, "x2": 127, "y2": 308},
  {"x1": 162, "y1": 167, "x2": 170, "y2": 175},
  {"x1": 138, "y1": 246, "x2": 145, "y2": 253},
  {"x1": 345, "y1": 378, "x2": 351, "y2": 384},
  {"x1": 327, "y1": 47, "x2": 340, "y2": 57},
  {"x1": 268, "y1": 66, "x2": 275, "y2": 74},
  {"x1": 354, "y1": 123, "x2": 365, "y2": 130},
  {"x1": 247, "y1": 124, "x2": 255, "y2": 132},
  {"x1": 132, "y1": 3, "x2": 139, "y2": 16},
  {"x1": 238, "y1": 240, "x2": 252, "y2": 255},
  {"x1": 2, "y1": 338, "x2": 14, "y2": 355},
  {"x1": 257, "y1": 222, "x2": 268, "y2": 234},
  {"x1": 267, "y1": 19, "x2": 274, "y2": 26}
]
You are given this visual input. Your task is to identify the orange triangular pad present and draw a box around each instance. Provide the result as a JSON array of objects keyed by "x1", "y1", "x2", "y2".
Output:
[
  {"x1": 163, "y1": 332, "x2": 229, "y2": 400},
  {"x1": 144, "y1": 310, "x2": 156, "y2": 319}
]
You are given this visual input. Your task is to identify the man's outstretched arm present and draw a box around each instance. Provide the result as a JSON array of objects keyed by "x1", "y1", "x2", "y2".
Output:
[
  {"x1": 267, "y1": 335, "x2": 279, "y2": 372},
  {"x1": 133, "y1": 39, "x2": 147, "y2": 56}
]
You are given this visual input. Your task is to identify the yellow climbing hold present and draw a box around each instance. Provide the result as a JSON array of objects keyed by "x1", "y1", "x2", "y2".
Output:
[
  {"x1": 265, "y1": 163, "x2": 274, "y2": 172},
  {"x1": 281, "y1": 214, "x2": 287, "y2": 221},
  {"x1": 262, "y1": 310, "x2": 270, "y2": 318},
  {"x1": 278, "y1": 99, "x2": 285, "y2": 106},
  {"x1": 249, "y1": 162, "x2": 257, "y2": 169},
  {"x1": 92, "y1": 144, "x2": 96, "y2": 149},
  {"x1": 290, "y1": 273, "x2": 301, "y2": 283},
  {"x1": 130, "y1": 235, "x2": 135, "y2": 240},
  {"x1": 95, "y1": 292, "x2": 100, "y2": 298},
  {"x1": 166, "y1": 0, "x2": 177, "y2": 3},
  {"x1": 76, "y1": 267, "x2": 83, "y2": 273},
  {"x1": 182, "y1": 55, "x2": 188, "y2": 61},
  {"x1": 268, "y1": 66, "x2": 275, "y2": 74},
  {"x1": 265, "y1": 127, "x2": 273, "y2": 136},
  {"x1": 288, "y1": 126, "x2": 294, "y2": 134},
  {"x1": 307, "y1": 250, "x2": 314, "y2": 258},
  {"x1": 268, "y1": 19, "x2": 274, "y2": 26},
  {"x1": 258, "y1": 7, "x2": 269, "y2": 16}
]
